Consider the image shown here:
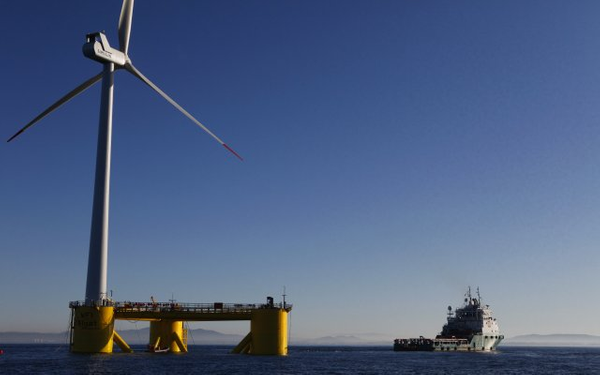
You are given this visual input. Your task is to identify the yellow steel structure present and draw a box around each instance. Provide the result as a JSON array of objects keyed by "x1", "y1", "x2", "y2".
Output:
[
  {"x1": 149, "y1": 320, "x2": 187, "y2": 353},
  {"x1": 231, "y1": 309, "x2": 289, "y2": 355},
  {"x1": 69, "y1": 299, "x2": 292, "y2": 355},
  {"x1": 112, "y1": 330, "x2": 133, "y2": 353},
  {"x1": 231, "y1": 332, "x2": 253, "y2": 354},
  {"x1": 70, "y1": 306, "x2": 114, "y2": 353},
  {"x1": 249, "y1": 308, "x2": 289, "y2": 355},
  {"x1": 70, "y1": 305, "x2": 133, "y2": 353}
]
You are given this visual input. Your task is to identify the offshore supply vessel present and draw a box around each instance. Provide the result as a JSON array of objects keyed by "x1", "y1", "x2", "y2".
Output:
[{"x1": 394, "y1": 287, "x2": 504, "y2": 352}]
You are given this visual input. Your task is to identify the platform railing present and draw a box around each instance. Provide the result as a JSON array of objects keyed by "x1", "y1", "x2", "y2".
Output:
[{"x1": 69, "y1": 300, "x2": 292, "y2": 313}]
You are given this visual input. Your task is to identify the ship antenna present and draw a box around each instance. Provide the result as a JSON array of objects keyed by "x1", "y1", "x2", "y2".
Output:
[{"x1": 477, "y1": 287, "x2": 481, "y2": 304}]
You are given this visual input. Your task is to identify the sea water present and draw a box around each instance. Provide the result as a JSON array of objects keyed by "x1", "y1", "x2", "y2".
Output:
[{"x1": 1, "y1": 345, "x2": 599, "y2": 374}]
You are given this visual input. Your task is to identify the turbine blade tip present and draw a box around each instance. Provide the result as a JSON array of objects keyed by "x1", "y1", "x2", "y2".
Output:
[
  {"x1": 223, "y1": 144, "x2": 244, "y2": 161},
  {"x1": 7, "y1": 131, "x2": 21, "y2": 143}
]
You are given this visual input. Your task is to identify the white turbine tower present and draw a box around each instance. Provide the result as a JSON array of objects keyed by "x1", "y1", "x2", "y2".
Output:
[{"x1": 8, "y1": 0, "x2": 242, "y2": 306}]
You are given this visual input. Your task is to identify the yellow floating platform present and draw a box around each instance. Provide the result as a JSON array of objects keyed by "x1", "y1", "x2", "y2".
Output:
[{"x1": 69, "y1": 299, "x2": 292, "y2": 355}]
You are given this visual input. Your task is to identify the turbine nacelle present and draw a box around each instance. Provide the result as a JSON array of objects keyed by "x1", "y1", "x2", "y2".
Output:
[{"x1": 83, "y1": 32, "x2": 127, "y2": 66}]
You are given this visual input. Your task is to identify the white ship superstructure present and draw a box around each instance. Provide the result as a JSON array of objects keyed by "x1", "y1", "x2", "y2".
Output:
[
  {"x1": 437, "y1": 287, "x2": 503, "y2": 351},
  {"x1": 394, "y1": 287, "x2": 503, "y2": 352}
]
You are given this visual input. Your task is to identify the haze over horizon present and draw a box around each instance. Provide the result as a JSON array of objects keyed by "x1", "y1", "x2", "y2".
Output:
[{"x1": 2, "y1": 0, "x2": 600, "y2": 342}]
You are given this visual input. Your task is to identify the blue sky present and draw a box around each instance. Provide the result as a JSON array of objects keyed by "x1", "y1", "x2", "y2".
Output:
[{"x1": 2, "y1": 0, "x2": 600, "y2": 341}]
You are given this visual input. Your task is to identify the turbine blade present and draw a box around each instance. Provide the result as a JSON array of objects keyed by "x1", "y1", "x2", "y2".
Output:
[
  {"x1": 118, "y1": 0, "x2": 134, "y2": 54},
  {"x1": 7, "y1": 72, "x2": 104, "y2": 142},
  {"x1": 125, "y1": 63, "x2": 243, "y2": 161}
]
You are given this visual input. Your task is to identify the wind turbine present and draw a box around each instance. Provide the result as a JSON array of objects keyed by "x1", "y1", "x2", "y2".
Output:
[{"x1": 8, "y1": 0, "x2": 242, "y2": 305}]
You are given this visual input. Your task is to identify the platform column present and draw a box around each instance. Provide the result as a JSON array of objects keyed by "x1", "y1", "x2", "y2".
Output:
[
  {"x1": 250, "y1": 308, "x2": 289, "y2": 355},
  {"x1": 149, "y1": 320, "x2": 187, "y2": 353},
  {"x1": 70, "y1": 305, "x2": 115, "y2": 353}
]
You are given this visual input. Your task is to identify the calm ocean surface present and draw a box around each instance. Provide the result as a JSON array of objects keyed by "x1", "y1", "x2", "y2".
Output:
[{"x1": 1, "y1": 345, "x2": 599, "y2": 374}]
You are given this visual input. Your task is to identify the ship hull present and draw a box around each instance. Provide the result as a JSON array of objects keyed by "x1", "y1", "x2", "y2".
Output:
[
  {"x1": 393, "y1": 337, "x2": 435, "y2": 351},
  {"x1": 394, "y1": 334, "x2": 504, "y2": 352},
  {"x1": 462, "y1": 333, "x2": 503, "y2": 351}
]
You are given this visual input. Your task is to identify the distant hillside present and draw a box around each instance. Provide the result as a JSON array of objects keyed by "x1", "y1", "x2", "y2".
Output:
[
  {"x1": 504, "y1": 334, "x2": 600, "y2": 347},
  {"x1": 0, "y1": 331, "x2": 68, "y2": 344},
  {"x1": 0, "y1": 328, "x2": 243, "y2": 345},
  {"x1": 292, "y1": 335, "x2": 389, "y2": 346}
]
